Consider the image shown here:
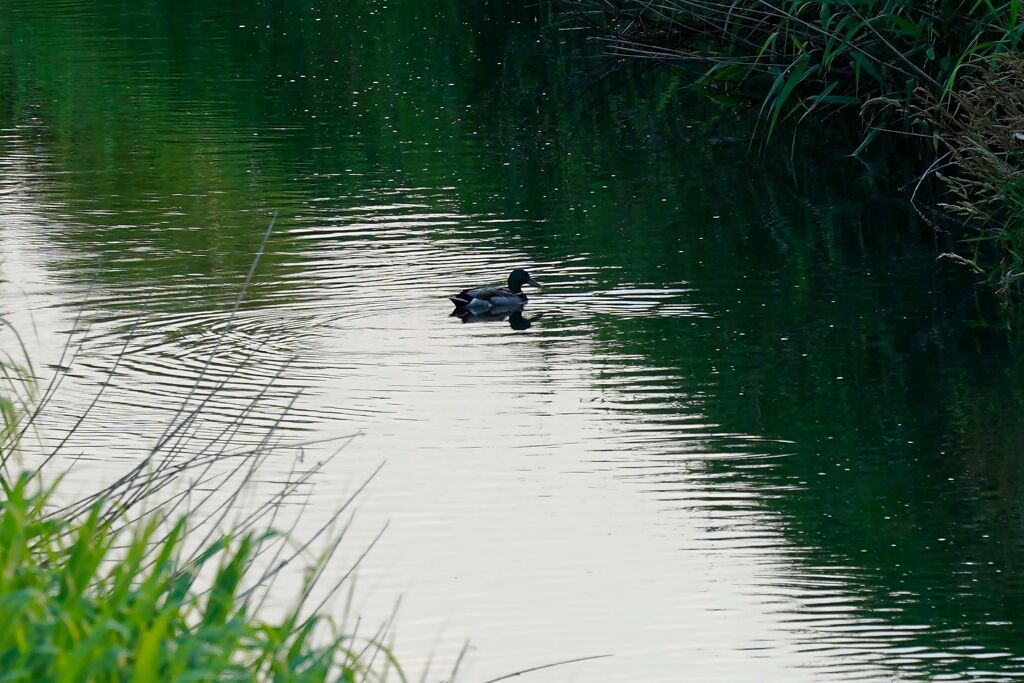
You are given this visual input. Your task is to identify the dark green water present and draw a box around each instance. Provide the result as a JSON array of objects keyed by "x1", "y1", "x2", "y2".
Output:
[{"x1": 3, "y1": 1, "x2": 1024, "y2": 680}]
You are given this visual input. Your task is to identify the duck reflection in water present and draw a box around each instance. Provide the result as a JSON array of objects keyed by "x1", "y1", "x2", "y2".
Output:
[{"x1": 451, "y1": 307, "x2": 543, "y2": 330}]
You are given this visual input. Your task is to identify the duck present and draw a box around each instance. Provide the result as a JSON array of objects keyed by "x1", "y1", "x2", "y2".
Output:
[{"x1": 449, "y1": 269, "x2": 541, "y2": 311}]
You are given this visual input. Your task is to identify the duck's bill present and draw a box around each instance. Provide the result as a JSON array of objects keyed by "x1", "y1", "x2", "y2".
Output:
[{"x1": 527, "y1": 278, "x2": 541, "y2": 288}]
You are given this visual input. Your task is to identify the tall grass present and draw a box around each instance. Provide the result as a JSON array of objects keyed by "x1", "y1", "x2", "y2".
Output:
[
  {"x1": 0, "y1": 376, "x2": 402, "y2": 682},
  {"x1": 914, "y1": 55, "x2": 1024, "y2": 304},
  {"x1": 560, "y1": 0, "x2": 1024, "y2": 138},
  {"x1": 0, "y1": 472, "x2": 399, "y2": 682},
  {"x1": 0, "y1": 222, "x2": 407, "y2": 681}
]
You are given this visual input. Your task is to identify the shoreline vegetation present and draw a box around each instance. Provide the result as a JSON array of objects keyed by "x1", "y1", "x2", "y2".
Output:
[
  {"x1": 556, "y1": 0, "x2": 1024, "y2": 312},
  {"x1": 0, "y1": 473, "x2": 401, "y2": 683},
  {"x1": 0, "y1": 327, "x2": 409, "y2": 682},
  {"x1": 0, "y1": 226, "x2": 413, "y2": 682}
]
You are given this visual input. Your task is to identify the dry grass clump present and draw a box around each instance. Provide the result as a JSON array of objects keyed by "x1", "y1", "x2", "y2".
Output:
[{"x1": 915, "y1": 55, "x2": 1024, "y2": 300}]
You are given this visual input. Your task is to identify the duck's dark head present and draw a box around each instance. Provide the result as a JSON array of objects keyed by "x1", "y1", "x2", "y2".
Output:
[{"x1": 507, "y1": 268, "x2": 540, "y2": 293}]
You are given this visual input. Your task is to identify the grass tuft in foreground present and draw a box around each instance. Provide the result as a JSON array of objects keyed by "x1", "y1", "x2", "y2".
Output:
[
  {"x1": 0, "y1": 257, "x2": 404, "y2": 683},
  {"x1": 0, "y1": 470, "x2": 399, "y2": 682}
]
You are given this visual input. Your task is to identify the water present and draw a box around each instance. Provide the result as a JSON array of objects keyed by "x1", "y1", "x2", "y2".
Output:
[{"x1": 3, "y1": 1, "x2": 1024, "y2": 680}]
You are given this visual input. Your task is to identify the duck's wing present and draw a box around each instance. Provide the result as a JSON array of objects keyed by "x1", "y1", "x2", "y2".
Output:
[
  {"x1": 450, "y1": 287, "x2": 479, "y2": 306},
  {"x1": 470, "y1": 286, "x2": 513, "y2": 301},
  {"x1": 477, "y1": 287, "x2": 527, "y2": 308},
  {"x1": 450, "y1": 285, "x2": 510, "y2": 306}
]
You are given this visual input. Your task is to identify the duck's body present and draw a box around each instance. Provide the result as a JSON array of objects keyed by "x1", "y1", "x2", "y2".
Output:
[
  {"x1": 449, "y1": 286, "x2": 528, "y2": 310},
  {"x1": 449, "y1": 269, "x2": 540, "y2": 311}
]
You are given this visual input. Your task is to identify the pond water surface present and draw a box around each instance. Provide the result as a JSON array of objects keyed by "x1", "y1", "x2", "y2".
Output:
[{"x1": 3, "y1": 1, "x2": 1024, "y2": 681}]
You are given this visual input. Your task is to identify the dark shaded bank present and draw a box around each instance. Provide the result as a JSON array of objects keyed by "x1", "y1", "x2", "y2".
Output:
[{"x1": 554, "y1": 0, "x2": 1024, "y2": 312}]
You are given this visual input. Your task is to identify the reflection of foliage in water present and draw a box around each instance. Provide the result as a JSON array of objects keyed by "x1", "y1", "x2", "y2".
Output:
[
  {"x1": 496, "y1": 31, "x2": 1024, "y2": 673},
  {"x1": 0, "y1": 0, "x2": 528, "y2": 297}
]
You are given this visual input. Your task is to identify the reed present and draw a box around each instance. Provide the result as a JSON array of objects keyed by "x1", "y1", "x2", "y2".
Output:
[
  {"x1": 0, "y1": 471, "x2": 403, "y2": 683},
  {"x1": 560, "y1": 0, "x2": 1024, "y2": 139},
  {"x1": 914, "y1": 55, "x2": 1024, "y2": 304},
  {"x1": 0, "y1": 221, "x2": 406, "y2": 681}
]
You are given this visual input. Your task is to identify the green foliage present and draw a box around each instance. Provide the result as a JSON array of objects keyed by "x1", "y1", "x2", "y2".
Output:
[
  {"x1": 0, "y1": 472, "x2": 392, "y2": 683},
  {"x1": 562, "y1": 0, "x2": 1023, "y2": 136},
  {"x1": 0, "y1": 293, "x2": 400, "y2": 680}
]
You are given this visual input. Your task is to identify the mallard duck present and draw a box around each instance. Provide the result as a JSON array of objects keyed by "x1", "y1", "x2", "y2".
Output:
[{"x1": 449, "y1": 269, "x2": 540, "y2": 311}]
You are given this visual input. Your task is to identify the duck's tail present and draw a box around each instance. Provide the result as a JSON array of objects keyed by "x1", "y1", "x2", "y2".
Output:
[{"x1": 449, "y1": 295, "x2": 471, "y2": 307}]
